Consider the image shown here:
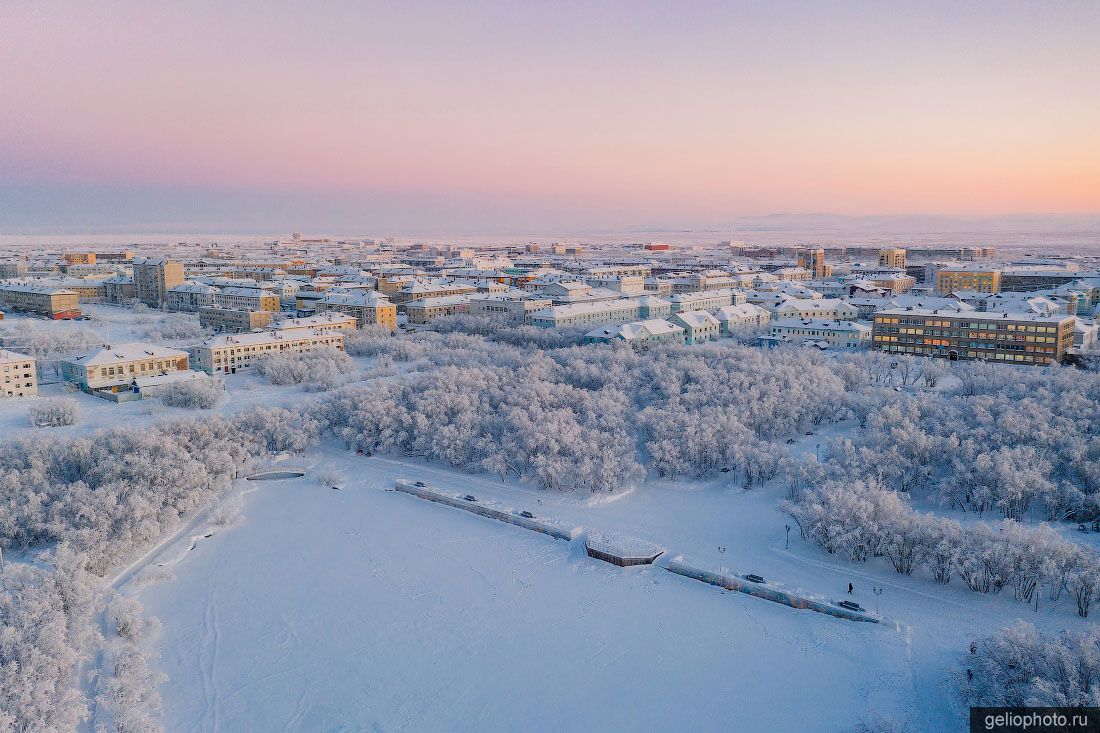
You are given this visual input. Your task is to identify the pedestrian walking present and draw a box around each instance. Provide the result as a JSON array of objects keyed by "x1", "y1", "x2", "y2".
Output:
[{"x1": 848, "y1": 582, "x2": 854, "y2": 595}]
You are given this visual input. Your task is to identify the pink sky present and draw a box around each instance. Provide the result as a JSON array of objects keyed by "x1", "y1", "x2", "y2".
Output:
[{"x1": 2, "y1": 1, "x2": 1098, "y2": 231}]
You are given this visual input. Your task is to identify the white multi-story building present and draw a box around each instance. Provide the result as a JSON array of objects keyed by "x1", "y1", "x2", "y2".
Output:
[
  {"x1": 469, "y1": 294, "x2": 553, "y2": 324},
  {"x1": 584, "y1": 319, "x2": 684, "y2": 347},
  {"x1": 0, "y1": 350, "x2": 37, "y2": 397},
  {"x1": 773, "y1": 298, "x2": 858, "y2": 321},
  {"x1": 666, "y1": 289, "x2": 739, "y2": 314},
  {"x1": 669, "y1": 310, "x2": 721, "y2": 344},
  {"x1": 188, "y1": 329, "x2": 346, "y2": 375},
  {"x1": 767, "y1": 319, "x2": 871, "y2": 349},
  {"x1": 529, "y1": 298, "x2": 643, "y2": 328},
  {"x1": 713, "y1": 303, "x2": 771, "y2": 334}
]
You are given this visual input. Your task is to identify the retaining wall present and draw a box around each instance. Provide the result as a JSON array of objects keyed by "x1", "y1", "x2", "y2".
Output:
[
  {"x1": 664, "y1": 558, "x2": 880, "y2": 623},
  {"x1": 394, "y1": 480, "x2": 581, "y2": 541}
]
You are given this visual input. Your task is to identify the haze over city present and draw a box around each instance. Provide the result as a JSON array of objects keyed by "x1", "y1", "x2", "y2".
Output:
[{"x1": 3, "y1": 1, "x2": 1099, "y2": 233}]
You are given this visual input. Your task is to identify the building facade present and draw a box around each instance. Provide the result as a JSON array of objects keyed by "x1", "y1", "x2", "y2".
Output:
[
  {"x1": 199, "y1": 307, "x2": 273, "y2": 332},
  {"x1": 877, "y1": 248, "x2": 907, "y2": 269},
  {"x1": 936, "y1": 267, "x2": 1002, "y2": 294},
  {"x1": 189, "y1": 329, "x2": 346, "y2": 375},
  {"x1": 871, "y1": 308, "x2": 1074, "y2": 364},
  {"x1": 768, "y1": 319, "x2": 871, "y2": 349},
  {"x1": 134, "y1": 258, "x2": 186, "y2": 306},
  {"x1": 0, "y1": 350, "x2": 37, "y2": 397},
  {"x1": 61, "y1": 343, "x2": 191, "y2": 392},
  {"x1": 316, "y1": 291, "x2": 398, "y2": 328},
  {"x1": 0, "y1": 283, "x2": 81, "y2": 318}
]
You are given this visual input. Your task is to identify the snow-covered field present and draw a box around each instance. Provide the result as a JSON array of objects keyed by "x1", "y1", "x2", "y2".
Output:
[
  {"x1": 118, "y1": 439, "x2": 1095, "y2": 732},
  {"x1": 133, "y1": 464, "x2": 913, "y2": 732}
]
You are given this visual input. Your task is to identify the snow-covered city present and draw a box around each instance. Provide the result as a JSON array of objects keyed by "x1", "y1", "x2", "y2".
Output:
[{"x1": 4, "y1": 3, "x2": 1100, "y2": 732}]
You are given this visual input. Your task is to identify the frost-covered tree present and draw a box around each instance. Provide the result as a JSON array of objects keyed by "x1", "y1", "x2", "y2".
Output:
[
  {"x1": 28, "y1": 396, "x2": 80, "y2": 427},
  {"x1": 158, "y1": 378, "x2": 224, "y2": 409},
  {"x1": 966, "y1": 622, "x2": 1100, "y2": 707}
]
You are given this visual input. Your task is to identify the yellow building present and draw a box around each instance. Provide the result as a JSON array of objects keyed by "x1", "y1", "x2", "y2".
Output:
[
  {"x1": 64, "y1": 252, "x2": 96, "y2": 265},
  {"x1": 877, "y1": 248, "x2": 907, "y2": 269},
  {"x1": 0, "y1": 283, "x2": 82, "y2": 318},
  {"x1": 133, "y1": 258, "x2": 186, "y2": 306},
  {"x1": 316, "y1": 291, "x2": 397, "y2": 329},
  {"x1": 936, "y1": 267, "x2": 1001, "y2": 294},
  {"x1": 61, "y1": 343, "x2": 191, "y2": 391}
]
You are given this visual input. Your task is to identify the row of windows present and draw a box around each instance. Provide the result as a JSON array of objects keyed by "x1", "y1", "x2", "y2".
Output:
[
  {"x1": 878, "y1": 344, "x2": 1051, "y2": 363},
  {"x1": 875, "y1": 317, "x2": 1060, "y2": 332}
]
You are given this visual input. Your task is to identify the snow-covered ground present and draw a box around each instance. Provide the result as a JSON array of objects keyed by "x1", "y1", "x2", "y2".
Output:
[
  {"x1": 120, "y1": 439, "x2": 1096, "y2": 732},
  {"x1": 133, "y1": 466, "x2": 913, "y2": 732}
]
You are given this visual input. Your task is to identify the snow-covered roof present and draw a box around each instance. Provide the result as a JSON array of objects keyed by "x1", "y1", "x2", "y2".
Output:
[
  {"x1": 0, "y1": 349, "x2": 33, "y2": 363},
  {"x1": 319, "y1": 290, "x2": 393, "y2": 306},
  {"x1": 876, "y1": 307, "x2": 1071, "y2": 323},
  {"x1": 771, "y1": 318, "x2": 870, "y2": 333},
  {"x1": 195, "y1": 329, "x2": 343, "y2": 348},
  {"x1": 405, "y1": 294, "x2": 474, "y2": 307},
  {"x1": 70, "y1": 342, "x2": 189, "y2": 365},
  {"x1": 530, "y1": 298, "x2": 641, "y2": 318},
  {"x1": 671, "y1": 310, "x2": 720, "y2": 328},
  {"x1": 712, "y1": 303, "x2": 768, "y2": 320}
]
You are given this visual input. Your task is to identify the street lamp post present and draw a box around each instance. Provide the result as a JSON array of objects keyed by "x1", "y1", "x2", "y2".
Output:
[
  {"x1": 785, "y1": 524, "x2": 791, "y2": 549},
  {"x1": 873, "y1": 586, "x2": 883, "y2": 615}
]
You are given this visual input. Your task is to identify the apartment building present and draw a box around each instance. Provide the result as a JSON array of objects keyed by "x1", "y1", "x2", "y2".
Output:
[
  {"x1": 215, "y1": 287, "x2": 282, "y2": 312},
  {"x1": 166, "y1": 282, "x2": 220, "y2": 312},
  {"x1": 936, "y1": 266, "x2": 1001, "y2": 294},
  {"x1": 0, "y1": 350, "x2": 37, "y2": 397},
  {"x1": 316, "y1": 291, "x2": 398, "y2": 328},
  {"x1": 637, "y1": 295, "x2": 672, "y2": 319},
  {"x1": 199, "y1": 307, "x2": 273, "y2": 333},
  {"x1": 61, "y1": 343, "x2": 191, "y2": 392},
  {"x1": 133, "y1": 258, "x2": 186, "y2": 306},
  {"x1": 669, "y1": 310, "x2": 721, "y2": 344},
  {"x1": 392, "y1": 280, "x2": 477, "y2": 305},
  {"x1": 103, "y1": 276, "x2": 136, "y2": 303},
  {"x1": 865, "y1": 273, "x2": 916, "y2": 294},
  {"x1": 768, "y1": 319, "x2": 871, "y2": 349},
  {"x1": 584, "y1": 319, "x2": 684, "y2": 347},
  {"x1": 878, "y1": 248, "x2": 907, "y2": 269},
  {"x1": 529, "y1": 298, "x2": 642, "y2": 328},
  {"x1": 773, "y1": 267, "x2": 813, "y2": 282},
  {"x1": 64, "y1": 252, "x2": 96, "y2": 265},
  {"x1": 773, "y1": 298, "x2": 858, "y2": 321},
  {"x1": 469, "y1": 294, "x2": 553, "y2": 324},
  {"x1": 0, "y1": 283, "x2": 81, "y2": 318},
  {"x1": 404, "y1": 294, "x2": 473, "y2": 324},
  {"x1": 871, "y1": 308, "x2": 1075, "y2": 365},
  {"x1": 795, "y1": 248, "x2": 828, "y2": 279},
  {"x1": 713, "y1": 303, "x2": 771, "y2": 334},
  {"x1": 0, "y1": 261, "x2": 29, "y2": 279},
  {"x1": 189, "y1": 329, "x2": 345, "y2": 375}
]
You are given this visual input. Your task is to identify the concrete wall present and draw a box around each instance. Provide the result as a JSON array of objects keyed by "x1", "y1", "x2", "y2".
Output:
[
  {"x1": 664, "y1": 558, "x2": 879, "y2": 623},
  {"x1": 394, "y1": 481, "x2": 581, "y2": 542}
]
